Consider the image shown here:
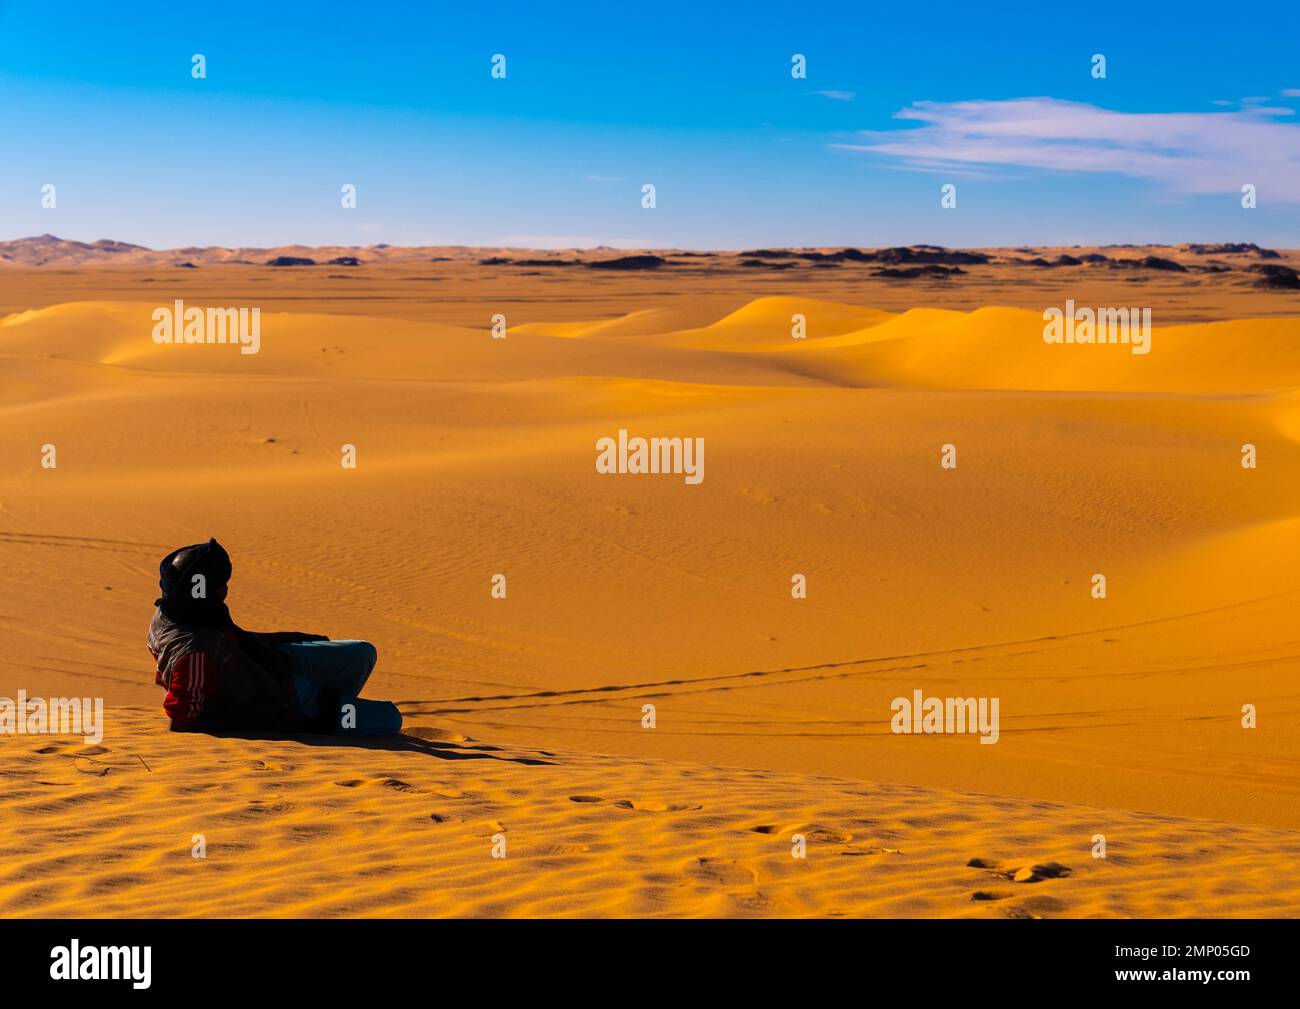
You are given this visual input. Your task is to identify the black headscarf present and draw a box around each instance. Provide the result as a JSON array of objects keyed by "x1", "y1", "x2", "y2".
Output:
[{"x1": 155, "y1": 538, "x2": 234, "y2": 627}]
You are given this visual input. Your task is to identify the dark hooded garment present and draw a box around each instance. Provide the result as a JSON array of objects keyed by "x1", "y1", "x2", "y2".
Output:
[
  {"x1": 155, "y1": 537, "x2": 234, "y2": 627},
  {"x1": 147, "y1": 538, "x2": 329, "y2": 732}
]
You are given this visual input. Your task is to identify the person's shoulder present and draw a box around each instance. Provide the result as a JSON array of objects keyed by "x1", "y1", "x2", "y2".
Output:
[{"x1": 152, "y1": 613, "x2": 228, "y2": 656}]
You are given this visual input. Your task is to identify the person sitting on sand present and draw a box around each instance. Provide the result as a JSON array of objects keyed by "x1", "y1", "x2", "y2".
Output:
[{"x1": 147, "y1": 538, "x2": 401, "y2": 736}]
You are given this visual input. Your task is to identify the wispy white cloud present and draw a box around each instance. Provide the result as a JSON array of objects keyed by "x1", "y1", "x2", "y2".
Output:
[
  {"x1": 581, "y1": 174, "x2": 624, "y2": 183},
  {"x1": 813, "y1": 90, "x2": 855, "y2": 102},
  {"x1": 1238, "y1": 95, "x2": 1296, "y2": 115},
  {"x1": 832, "y1": 97, "x2": 1300, "y2": 202}
]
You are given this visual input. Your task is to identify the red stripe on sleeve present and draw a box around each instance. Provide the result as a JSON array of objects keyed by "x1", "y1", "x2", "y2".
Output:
[{"x1": 163, "y1": 651, "x2": 216, "y2": 724}]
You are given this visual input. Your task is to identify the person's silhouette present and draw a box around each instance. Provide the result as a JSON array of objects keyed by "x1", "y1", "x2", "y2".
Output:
[{"x1": 147, "y1": 538, "x2": 401, "y2": 736}]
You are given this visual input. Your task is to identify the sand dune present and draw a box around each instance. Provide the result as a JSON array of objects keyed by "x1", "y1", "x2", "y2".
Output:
[
  {"x1": 1, "y1": 259, "x2": 1298, "y2": 917},
  {"x1": 4, "y1": 709, "x2": 1299, "y2": 918}
]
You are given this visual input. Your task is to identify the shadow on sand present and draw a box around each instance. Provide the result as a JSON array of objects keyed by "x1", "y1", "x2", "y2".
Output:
[{"x1": 213, "y1": 728, "x2": 555, "y2": 766}]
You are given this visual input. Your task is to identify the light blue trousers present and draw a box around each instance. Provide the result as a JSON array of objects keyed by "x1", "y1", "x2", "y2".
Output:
[{"x1": 280, "y1": 639, "x2": 402, "y2": 736}]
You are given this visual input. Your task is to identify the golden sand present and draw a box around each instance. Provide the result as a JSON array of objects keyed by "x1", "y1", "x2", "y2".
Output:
[{"x1": 2, "y1": 251, "x2": 1298, "y2": 917}]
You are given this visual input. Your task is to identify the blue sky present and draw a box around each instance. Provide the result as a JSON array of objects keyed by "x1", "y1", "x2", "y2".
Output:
[{"x1": 2, "y1": 1, "x2": 1298, "y2": 249}]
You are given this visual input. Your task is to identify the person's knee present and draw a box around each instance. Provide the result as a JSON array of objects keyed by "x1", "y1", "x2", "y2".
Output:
[{"x1": 356, "y1": 641, "x2": 378, "y2": 673}]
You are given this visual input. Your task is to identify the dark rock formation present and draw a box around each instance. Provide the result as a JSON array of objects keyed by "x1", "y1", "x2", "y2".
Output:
[
  {"x1": 872, "y1": 264, "x2": 964, "y2": 279},
  {"x1": 1252, "y1": 264, "x2": 1300, "y2": 289},
  {"x1": 585, "y1": 255, "x2": 668, "y2": 270},
  {"x1": 1185, "y1": 242, "x2": 1280, "y2": 259}
]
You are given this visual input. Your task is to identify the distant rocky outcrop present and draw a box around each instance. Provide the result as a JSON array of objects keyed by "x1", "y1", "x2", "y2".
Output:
[
  {"x1": 480, "y1": 253, "x2": 672, "y2": 270},
  {"x1": 873, "y1": 265, "x2": 964, "y2": 279},
  {"x1": 0, "y1": 234, "x2": 151, "y2": 266},
  {"x1": 1185, "y1": 242, "x2": 1280, "y2": 259},
  {"x1": 871, "y1": 246, "x2": 989, "y2": 265},
  {"x1": 479, "y1": 256, "x2": 581, "y2": 267},
  {"x1": 0, "y1": 237, "x2": 1293, "y2": 284},
  {"x1": 1013, "y1": 254, "x2": 1086, "y2": 267},
  {"x1": 1110, "y1": 256, "x2": 1187, "y2": 272},
  {"x1": 90, "y1": 238, "x2": 150, "y2": 254},
  {"x1": 1251, "y1": 264, "x2": 1300, "y2": 289},
  {"x1": 800, "y1": 248, "x2": 873, "y2": 262},
  {"x1": 739, "y1": 245, "x2": 989, "y2": 266},
  {"x1": 585, "y1": 255, "x2": 667, "y2": 270}
]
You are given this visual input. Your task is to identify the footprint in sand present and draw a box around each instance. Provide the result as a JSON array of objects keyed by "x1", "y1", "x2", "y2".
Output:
[
  {"x1": 613, "y1": 799, "x2": 701, "y2": 812},
  {"x1": 248, "y1": 759, "x2": 291, "y2": 772},
  {"x1": 800, "y1": 825, "x2": 853, "y2": 844},
  {"x1": 569, "y1": 795, "x2": 605, "y2": 804},
  {"x1": 1012, "y1": 862, "x2": 1072, "y2": 883},
  {"x1": 379, "y1": 778, "x2": 425, "y2": 794},
  {"x1": 967, "y1": 857, "x2": 1072, "y2": 883},
  {"x1": 690, "y1": 857, "x2": 758, "y2": 887}
]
